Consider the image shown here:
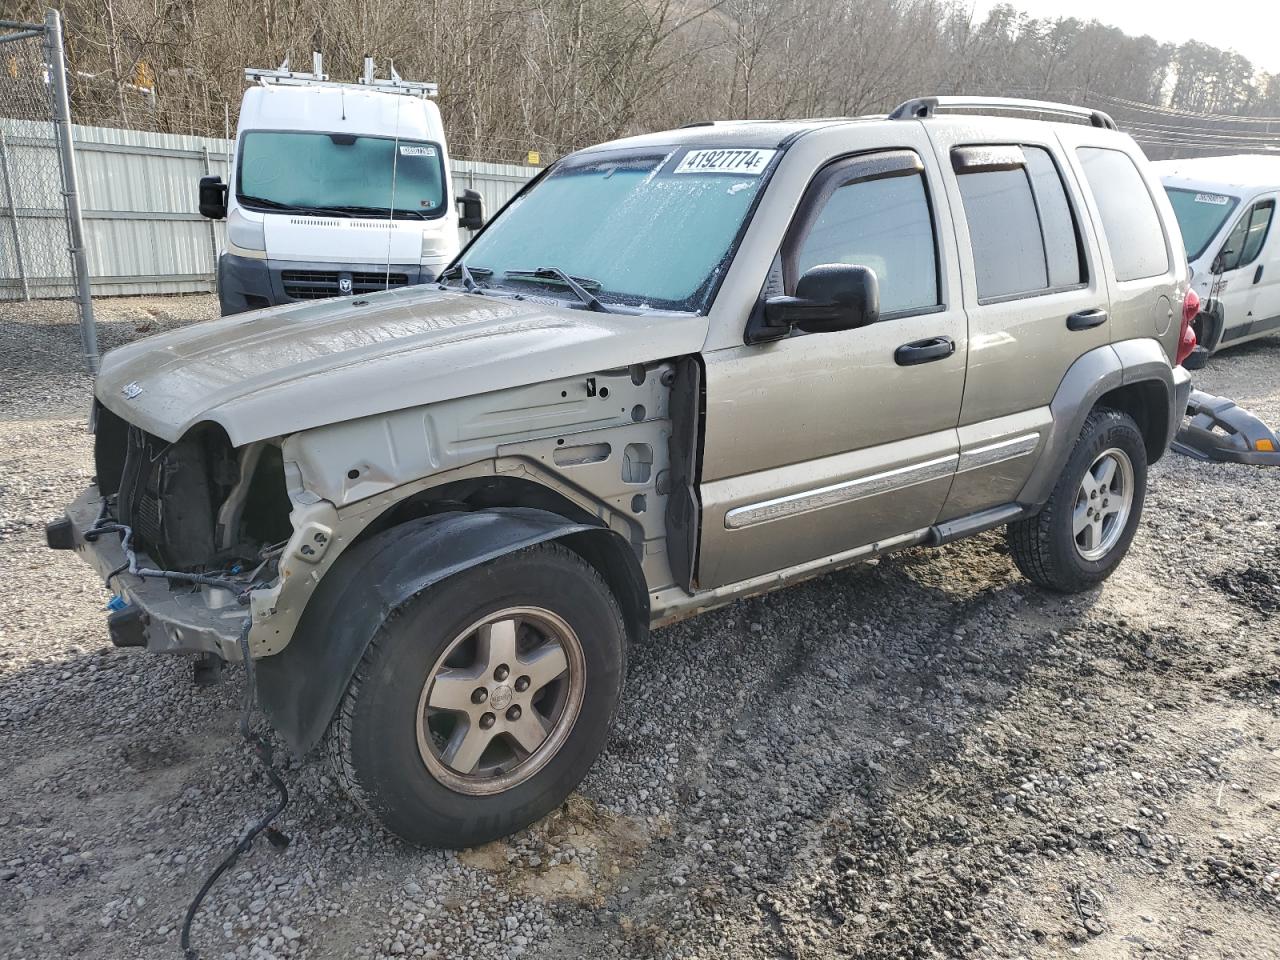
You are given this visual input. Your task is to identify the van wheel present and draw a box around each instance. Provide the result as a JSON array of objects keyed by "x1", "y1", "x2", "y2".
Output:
[
  {"x1": 327, "y1": 542, "x2": 626, "y2": 848},
  {"x1": 1007, "y1": 407, "x2": 1147, "y2": 593}
]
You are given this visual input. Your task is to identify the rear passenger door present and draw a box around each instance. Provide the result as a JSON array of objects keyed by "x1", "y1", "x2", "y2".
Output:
[{"x1": 924, "y1": 125, "x2": 1108, "y2": 520}]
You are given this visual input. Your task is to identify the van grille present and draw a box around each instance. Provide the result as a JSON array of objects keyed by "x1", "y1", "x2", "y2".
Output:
[{"x1": 281, "y1": 269, "x2": 410, "y2": 300}]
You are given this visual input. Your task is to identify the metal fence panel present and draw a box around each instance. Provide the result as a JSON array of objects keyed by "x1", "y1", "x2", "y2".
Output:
[
  {"x1": 0, "y1": 117, "x2": 537, "y2": 299},
  {"x1": 0, "y1": 82, "x2": 71, "y2": 303},
  {"x1": 1, "y1": 13, "x2": 98, "y2": 371}
]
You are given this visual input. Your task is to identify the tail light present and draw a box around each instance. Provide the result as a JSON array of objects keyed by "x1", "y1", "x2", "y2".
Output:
[{"x1": 1176, "y1": 288, "x2": 1200, "y2": 366}]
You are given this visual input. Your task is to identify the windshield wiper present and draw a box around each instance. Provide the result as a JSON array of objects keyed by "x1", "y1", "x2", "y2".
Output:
[
  {"x1": 319, "y1": 204, "x2": 428, "y2": 221},
  {"x1": 438, "y1": 262, "x2": 492, "y2": 293},
  {"x1": 237, "y1": 195, "x2": 349, "y2": 218},
  {"x1": 503, "y1": 267, "x2": 612, "y2": 313}
]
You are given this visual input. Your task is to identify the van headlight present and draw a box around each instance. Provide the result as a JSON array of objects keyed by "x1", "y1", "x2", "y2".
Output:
[
  {"x1": 227, "y1": 208, "x2": 266, "y2": 251},
  {"x1": 421, "y1": 229, "x2": 448, "y2": 258}
]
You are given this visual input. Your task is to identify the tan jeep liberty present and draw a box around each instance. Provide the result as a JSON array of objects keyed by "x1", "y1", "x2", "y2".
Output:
[{"x1": 49, "y1": 96, "x2": 1196, "y2": 847}]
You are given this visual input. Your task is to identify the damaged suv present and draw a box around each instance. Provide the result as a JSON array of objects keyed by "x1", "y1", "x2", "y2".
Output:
[{"x1": 50, "y1": 96, "x2": 1195, "y2": 848}]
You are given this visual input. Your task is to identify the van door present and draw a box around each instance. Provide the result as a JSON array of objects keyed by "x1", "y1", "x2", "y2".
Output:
[
  {"x1": 1213, "y1": 195, "x2": 1279, "y2": 346},
  {"x1": 923, "y1": 125, "x2": 1109, "y2": 520},
  {"x1": 695, "y1": 147, "x2": 967, "y2": 589}
]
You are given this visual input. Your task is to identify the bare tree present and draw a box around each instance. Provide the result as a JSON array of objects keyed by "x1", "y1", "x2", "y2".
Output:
[{"x1": 22, "y1": 0, "x2": 1280, "y2": 161}]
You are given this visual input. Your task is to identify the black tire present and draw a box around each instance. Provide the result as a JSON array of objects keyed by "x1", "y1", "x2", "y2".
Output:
[
  {"x1": 327, "y1": 542, "x2": 627, "y2": 848},
  {"x1": 1007, "y1": 407, "x2": 1148, "y2": 593}
]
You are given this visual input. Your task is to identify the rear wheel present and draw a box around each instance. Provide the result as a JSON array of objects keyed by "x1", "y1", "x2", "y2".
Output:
[
  {"x1": 1007, "y1": 407, "x2": 1147, "y2": 593},
  {"x1": 328, "y1": 542, "x2": 627, "y2": 847}
]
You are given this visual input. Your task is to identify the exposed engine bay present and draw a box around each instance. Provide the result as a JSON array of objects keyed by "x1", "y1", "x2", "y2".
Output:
[{"x1": 93, "y1": 404, "x2": 293, "y2": 578}]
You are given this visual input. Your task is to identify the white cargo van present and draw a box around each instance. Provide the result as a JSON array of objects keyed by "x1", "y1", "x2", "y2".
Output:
[
  {"x1": 198, "y1": 55, "x2": 483, "y2": 315},
  {"x1": 1156, "y1": 154, "x2": 1280, "y2": 353}
]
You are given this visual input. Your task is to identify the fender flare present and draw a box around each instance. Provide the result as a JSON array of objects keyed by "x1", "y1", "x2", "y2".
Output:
[
  {"x1": 1017, "y1": 341, "x2": 1175, "y2": 508},
  {"x1": 254, "y1": 507, "x2": 643, "y2": 755}
]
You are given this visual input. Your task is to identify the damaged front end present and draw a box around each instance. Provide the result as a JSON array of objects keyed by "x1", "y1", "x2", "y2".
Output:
[{"x1": 48, "y1": 404, "x2": 298, "y2": 660}]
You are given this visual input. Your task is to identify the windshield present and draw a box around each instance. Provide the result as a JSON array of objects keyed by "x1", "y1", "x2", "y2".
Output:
[
  {"x1": 1164, "y1": 186, "x2": 1240, "y2": 260},
  {"x1": 237, "y1": 131, "x2": 445, "y2": 219},
  {"x1": 460, "y1": 147, "x2": 776, "y2": 311}
]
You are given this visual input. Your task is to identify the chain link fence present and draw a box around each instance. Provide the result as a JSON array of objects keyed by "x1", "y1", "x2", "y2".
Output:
[{"x1": 0, "y1": 11, "x2": 98, "y2": 372}]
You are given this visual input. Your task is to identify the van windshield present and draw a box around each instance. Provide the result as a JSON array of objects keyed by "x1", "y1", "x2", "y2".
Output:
[
  {"x1": 237, "y1": 131, "x2": 445, "y2": 220},
  {"x1": 460, "y1": 147, "x2": 776, "y2": 312},
  {"x1": 1164, "y1": 187, "x2": 1240, "y2": 260}
]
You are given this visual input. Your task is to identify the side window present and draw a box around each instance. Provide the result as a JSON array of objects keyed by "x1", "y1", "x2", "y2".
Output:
[
  {"x1": 1077, "y1": 147, "x2": 1170, "y2": 282},
  {"x1": 1221, "y1": 199, "x2": 1275, "y2": 270},
  {"x1": 1024, "y1": 148, "x2": 1084, "y2": 288},
  {"x1": 953, "y1": 144, "x2": 1083, "y2": 301},
  {"x1": 794, "y1": 171, "x2": 938, "y2": 315}
]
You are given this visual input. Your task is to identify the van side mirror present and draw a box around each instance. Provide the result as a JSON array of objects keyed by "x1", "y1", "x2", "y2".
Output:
[
  {"x1": 457, "y1": 189, "x2": 485, "y2": 230},
  {"x1": 199, "y1": 175, "x2": 227, "y2": 220},
  {"x1": 752, "y1": 264, "x2": 880, "y2": 342}
]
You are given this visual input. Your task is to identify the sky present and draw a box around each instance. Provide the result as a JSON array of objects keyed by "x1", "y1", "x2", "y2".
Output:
[{"x1": 970, "y1": 0, "x2": 1280, "y2": 74}]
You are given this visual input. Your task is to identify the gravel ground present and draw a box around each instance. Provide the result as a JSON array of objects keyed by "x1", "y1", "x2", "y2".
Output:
[{"x1": 2, "y1": 295, "x2": 1279, "y2": 960}]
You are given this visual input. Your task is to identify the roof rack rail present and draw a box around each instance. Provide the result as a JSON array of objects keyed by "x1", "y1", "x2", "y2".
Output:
[
  {"x1": 245, "y1": 52, "x2": 438, "y2": 98},
  {"x1": 888, "y1": 96, "x2": 1117, "y2": 130}
]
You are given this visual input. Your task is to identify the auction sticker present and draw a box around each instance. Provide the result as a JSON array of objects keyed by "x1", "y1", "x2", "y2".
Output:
[
  {"x1": 675, "y1": 148, "x2": 776, "y2": 175},
  {"x1": 400, "y1": 145, "x2": 437, "y2": 157},
  {"x1": 1194, "y1": 192, "x2": 1231, "y2": 205}
]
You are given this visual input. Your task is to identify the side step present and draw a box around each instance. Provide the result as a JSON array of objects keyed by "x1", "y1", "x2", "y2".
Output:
[{"x1": 926, "y1": 503, "x2": 1027, "y2": 547}]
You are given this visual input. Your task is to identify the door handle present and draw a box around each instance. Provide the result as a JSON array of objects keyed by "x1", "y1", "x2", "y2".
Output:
[
  {"x1": 1255, "y1": 264, "x2": 1264, "y2": 284},
  {"x1": 1066, "y1": 308, "x2": 1108, "y2": 331},
  {"x1": 894, "y1": 336, "x2": 955, "y2": 366}
]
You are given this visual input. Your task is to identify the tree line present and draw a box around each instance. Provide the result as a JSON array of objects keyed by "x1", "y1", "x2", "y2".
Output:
[{"x1": 12, "y1": 0, "x2": 1280, "y2": 160}]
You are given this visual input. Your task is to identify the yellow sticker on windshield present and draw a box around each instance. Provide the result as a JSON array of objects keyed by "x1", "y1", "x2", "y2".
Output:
[{"x1": 675, "y1": 148, "x2": 776, "y2": 175}]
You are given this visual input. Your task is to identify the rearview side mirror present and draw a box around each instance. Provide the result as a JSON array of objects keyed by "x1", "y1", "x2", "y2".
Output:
[
  {"x1": 749, "y1": 264, "x2": 880, "y2": 343},
  {"x1": 198, "y1": 175, "x2": 227, "y2": 220},
  {"x1": 457, "y1": 189, "x2": 485, "y2": 230}
]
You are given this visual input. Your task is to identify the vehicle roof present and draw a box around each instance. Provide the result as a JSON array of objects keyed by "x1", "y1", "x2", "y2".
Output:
[
  {"x1": 577, "y1": 118, "x2": 880, "y2": 154},
  {"x1": 237, "y1": 84, "x2": 444, "y2": 142},
  {"x1": 1154, "y1": 153, "x2": 1280, "y2": 193},
  {"x1": 575, "y1": 112, "x2": 1131, "y2": 157}
]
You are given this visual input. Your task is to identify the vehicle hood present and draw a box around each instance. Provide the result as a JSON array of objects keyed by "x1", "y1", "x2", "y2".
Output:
[{"x1": 95, "y1": 286, "x2": 708, "y2": 445}]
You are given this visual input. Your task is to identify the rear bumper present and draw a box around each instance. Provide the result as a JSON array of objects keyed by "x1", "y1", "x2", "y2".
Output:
[
  {"x1": 49, "y1": 486, "x2": 248, "y2": 660},
  {"x1": 1171, "y1": 365, "x2": 1193, "y2": 447}
]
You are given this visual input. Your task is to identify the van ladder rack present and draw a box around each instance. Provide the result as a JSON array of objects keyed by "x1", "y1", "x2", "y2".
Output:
[
  {"x1": 245, "y1": 52, "x2": 438, "y2": 98},
  {"x1": 889, "y1": 96, "x2": 1116, "y2": 130}
]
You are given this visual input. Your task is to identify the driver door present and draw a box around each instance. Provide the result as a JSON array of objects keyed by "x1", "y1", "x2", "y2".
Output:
[{"x1": 695, "y1": 147, "x2": 967, "y2": 589}]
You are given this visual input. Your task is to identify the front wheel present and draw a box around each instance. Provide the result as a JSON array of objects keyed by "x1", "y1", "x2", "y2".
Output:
[
  {"x1": 1007, "y1": 407, "x2": 1148, "y2": 593},
  {"x1": 327, "y1": 542, "x2": 627, "y2": 847}
]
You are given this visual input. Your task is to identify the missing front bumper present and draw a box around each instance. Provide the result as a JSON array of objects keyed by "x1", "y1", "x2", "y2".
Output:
[{"x1": 51, "y1": 486, "x2": 250, "y2": 659}]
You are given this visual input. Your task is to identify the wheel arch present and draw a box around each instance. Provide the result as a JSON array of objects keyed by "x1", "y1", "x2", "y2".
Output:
[
  {"x1": 341, "y1": 473, "x2": 651, "y2": 652},
  {"x1": 254, "y1": 505, "x2": 647, "y2": 756},
  {"x1": 1095, "y1": 379, "x2": 1171, "y2": 465},
  {"x1": 1018, "y1": 341, "x2": 1176, "y2": 508}
]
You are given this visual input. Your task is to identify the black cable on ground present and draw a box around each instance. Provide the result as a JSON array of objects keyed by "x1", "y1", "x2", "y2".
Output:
[{"x1": 179, "y1": 620, "x2": 291, "y2": 960}]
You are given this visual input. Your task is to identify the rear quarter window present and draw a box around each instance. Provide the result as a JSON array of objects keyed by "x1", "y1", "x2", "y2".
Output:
[{"x1": 1077, "y1": 147, "x2": 1170, "y2": 282}]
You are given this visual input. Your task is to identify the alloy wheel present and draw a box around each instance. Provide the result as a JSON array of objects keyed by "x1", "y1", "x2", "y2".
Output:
[{"x1": 415, "y1": 606, "x2": 585, "y2": 795}]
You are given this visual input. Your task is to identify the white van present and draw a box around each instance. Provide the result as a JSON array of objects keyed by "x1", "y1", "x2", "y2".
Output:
[
  {"x1": 198, "y1": 56, "x2": 483, "y2": 315},
  {"x1": 1156, "y1": 154, "x2": 1280, "y2": 353}
]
